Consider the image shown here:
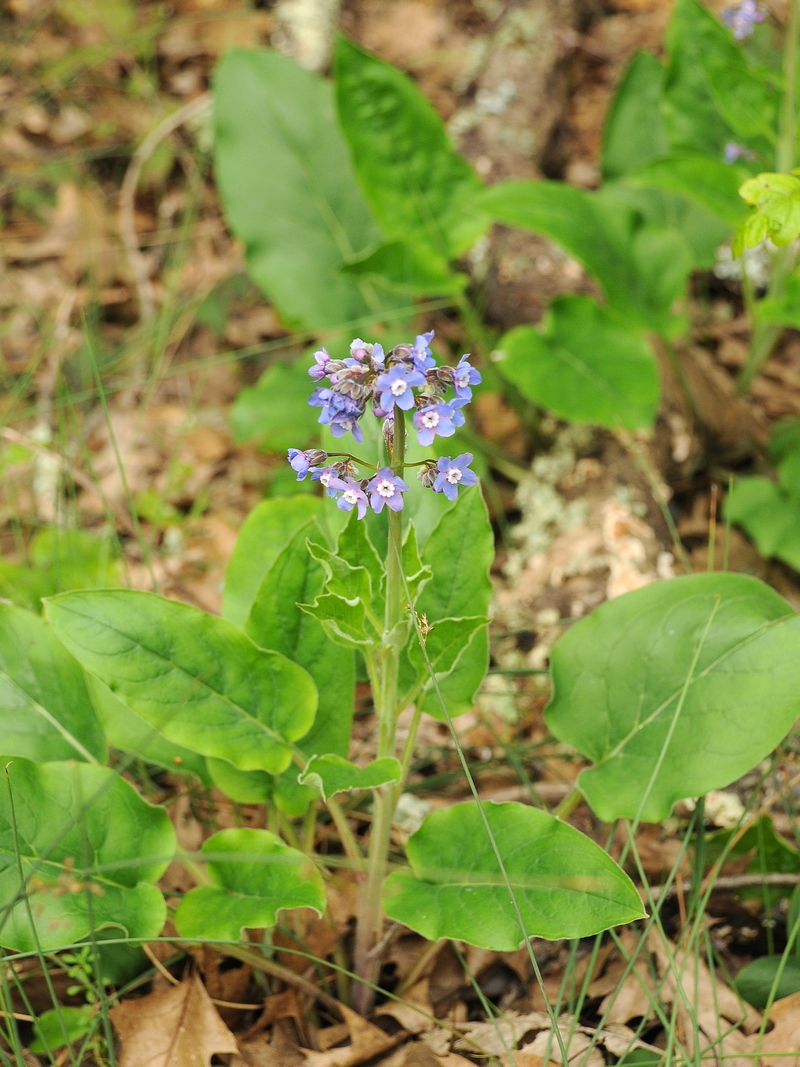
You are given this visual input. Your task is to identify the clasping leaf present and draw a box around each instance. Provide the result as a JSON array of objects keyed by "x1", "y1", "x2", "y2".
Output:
[{"x1": 299, "y1": 754, "x2": 402, "y2": 800}]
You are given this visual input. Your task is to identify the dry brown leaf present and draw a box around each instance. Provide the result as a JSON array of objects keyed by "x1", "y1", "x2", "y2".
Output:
[
  {"x1": 376, "y1": 980, "x2": 434, "y2": 1035},
  {"x1": 454, "y1": 1011, "x2": 550, "y2": 1056},
  {"x1": 110, "y1": 973, "x2": 238, "y2": 1067},
  {"x1": 760, "y1": 990, "x2": 800, "y2": 1066},
  {"x1": 300, "y1": 1005, "x2": 402, "y2": 1067}
]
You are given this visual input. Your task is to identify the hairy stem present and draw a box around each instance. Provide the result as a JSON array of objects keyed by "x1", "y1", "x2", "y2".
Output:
[{"x1": 352, "y1": 409, "x2": 406, "y2": 1013}]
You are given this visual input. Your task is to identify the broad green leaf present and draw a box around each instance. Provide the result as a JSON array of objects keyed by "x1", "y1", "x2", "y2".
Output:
[
  {"x1": 630, "y1": 155, "x2": 749, "y2": 226},
  {"x1": 408, "y1": 616, "x2": 488, "y2": 679},
  {"x1": 546, "y1": 572, "x2": 800, "y2": 822},
  {"x1": 230, "y1": 359, "x2": 320, "y2": 451},
  {"x1": 401, "y1": 523, "x2": 431, "y2": 605},
  {"x1": 382, "y1": 801, "x2": 644, "y2": 949},
  {"x1": 758, "y1": 271, "x2": 800, "y2": 327},
  {"x1": 0, "y1": 758, "x2": 174, "y2": 952},
  {"x1": 206, "y1": 757, "x2": 271, "y2": 804},
  {"x1": 300, "y1": 591, "x2": 373, "y2": 649},
  {"x1": 496, "y1": 296, "x2": 660, "y2": 431},
  {"x1": 724, "y1": 470, "x2": 800, "y2": 569},
  {"x1": 307, "y1": 540, "x2": 375, "y2": 610},
  {"x1": 734, "y1": 173, "x2": 800, "y2": 254},
  {"x1": 45, "y1": 591, "x2": 317, "y2": 774},
  {"x1": 88, "y1": 674, "x2": 211, "y2": 782},
  {"x1": 223, "y1": 496, "x2": 324, "y2": 626},
  {"x1": 174, "y1": 829, "x2": 325, "y2": 941},
  {"x1": 735, "y1": 956, "x2": 800, "y2": 1008},
  {"x1": 602, "y1": 51, "x2": 668, "y2": 181},
  {"x1": 476, "y1": 181, "x2": 690, "y2": 334},
  {"x1": 334, "y1": 37, "x2": 486, "y2": 259},
  {"x1": 30, "y1": 1007, "x2": 95, "y2": 1055},
  {"x1": 0, "y1": 527, "x2": 119, "y2": 614},
  {"x1": 213, "y1": 48, "x2": 398, "y2": 330},
  {"x1": 299, "y1": 755, "x2": 402, "y2": 799},
  {"x1": 341, "y1": 240, "x2": 464, "y2": 296},
  {"x1": 337, "y1": 510, "x2": 385, "y2": 606},
  {"x1": 0, "y1": 603, "x2": 106, "y2": 764},
  {"x1": 245, "y1": 521, "x2": 355, "y2": 813},
  {"x1": 413, "y1": 488, "x2": 492, "y2": 719}
]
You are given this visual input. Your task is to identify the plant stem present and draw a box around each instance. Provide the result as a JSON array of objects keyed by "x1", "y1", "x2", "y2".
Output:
[
  {"x1": 739, "y1": 0, "x2": 800, "y2": 391},
  {"x1": 352, "y1": 408, "x2": 407, "y2": 1013}
]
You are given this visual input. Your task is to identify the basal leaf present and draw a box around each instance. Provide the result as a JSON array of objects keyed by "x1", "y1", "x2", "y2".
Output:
[
  {"x1": 213, "y1": 48, "x2": 399, "y2": 330},
  {"x1": 602, "y1": 51, "x2": 668, "y2": 182},
  {"x1": 0, "y1": 758, "x2": 174, "y2": 952},
  {"x1": 735, "y1": 957, "x2": 800, "y2": 1008},
  {"x1": 174, "y1": 829, "x2": 325, "y2": 941},
  {"x1": 206, "y1": 758, "x2": 272, "y2": 804},
  {"x1": 383, "y1": 801, "x2": 644, "y2": 950},
  {"x1": 0, "y1": 603, "x2": 106, "y2": 765},
  {"x1": 335, "y1": 37, "x2": 486, "y2": 260},
  {"x1": 546, "y1": 573, "x2": 800, "y2": 822},
  {"x1": 724, "y1": 473, "x2": 800, "y2": 569},
  {"x1": 496, "y1": 296, "x2": 660, "y2": 431},
  {"x1": 630, "y1": 155, "x2": 749, "y2": 226},
  {"x1": 45, "y1": 591, "x2": 317, "y2": 774},
  {"x1": 223, "y1": 496, "x2": 324, "y2": 627},
  {"x1": 298, "y1": 755, "x2": 402, "y2": 800},
  {"x1": 341, "y1": 240, "x2": 464, "y2": 296},
  {"x1": 230, "y1": 359, "x2": 320, "y2": 451}
]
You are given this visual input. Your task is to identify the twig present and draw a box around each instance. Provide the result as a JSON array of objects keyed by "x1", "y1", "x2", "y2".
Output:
[
  {"x1": 142, "y1": 945, "x2": 263, "y2": 1010},
  {"x1": 649, "y1": 871, "x2": 800, "y2": 901},
  {"x1": 118, "y1": 93, "x2": 212, "y2": 321}
]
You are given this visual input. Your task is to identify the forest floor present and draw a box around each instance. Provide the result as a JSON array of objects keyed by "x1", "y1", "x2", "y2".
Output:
[{"x1": 4, "y1": 0, "x2": 800, "y2": 1064}]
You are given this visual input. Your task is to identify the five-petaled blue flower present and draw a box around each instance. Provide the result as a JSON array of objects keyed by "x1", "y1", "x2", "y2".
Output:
[
  {"x1": 312, "y1": 466, "x2": 341, "y2": 497},
  {"x1": 367, "y1": 468, "x2": 409, "y2": 513},
  {"x1": 288, "y1": 448, "x2": 312, "y2": 480},
  {"x1": 410, "y1": 331, "x2": 436, "y2": 374},
  {"x1": 453, "y1": 355, "x2": 482, "y2": 400},
  {"x1": 413, "y1": 403, "x2": 458, "y2": 446},
  {"x1": 434, "y1": 454, "x2": 479, "y2": 501},
  {"x1": 376, "y1": 364, "x2": 426, "y2": 412},
  {"x1": 332, "y1": 476, "x2": 369, "y2": 519}
]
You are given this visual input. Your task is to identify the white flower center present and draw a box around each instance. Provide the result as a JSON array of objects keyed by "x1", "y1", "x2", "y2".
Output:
[
  {"x1": 421, "y1": 410, "x2": 440, "y2": 429},
  {"x1": 320, "y1": 471, "x2": 334, "y2": 487},
  {"x1": 455, "y1": 370, "x2": 469, "y2": 388},
  {"x1": 376, "y1": 478, "x2": 395, "y2": 498},
  {"x1": 390, "y1": 379, "x2": 408, "y2": 396},
  {"x1": 343, "y1": 488, "x2": 360, "y2": 505},
  {"x1": 446, "y1": 467, "x2": 463, "y2": 485}
]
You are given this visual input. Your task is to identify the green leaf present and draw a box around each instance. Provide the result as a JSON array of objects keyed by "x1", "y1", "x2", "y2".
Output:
[
  {"x1": 334, "y1": 37, "x2": 486, "y2": 260},
  {"x1": 724, "y1": 470, "x2": 800, "y2": 569},
  {"x1": 735, "y1": 956, "x2": 800, "y2": 1008},
  {"x1": 223, "y1": 497, "x2": 324, "y2": 626},
  {"x1": 30, "y1": 1007, "x2": 95, "y2": 1055},
  {"x1": 413, "y1": 488, "x2": 493, "y2": 719},
  {"x1": 476, "y1": 181, "x2": 690, "y2": 334},
  {"x1": 602, "y1": 51, "x2": 668, "y2": 182},
  {"x1": 245, "y1": 521, "x2": 355, "y2": 814},
  {"x1": 174, "y1": 829, "x2": 325, "y2": 941},
  {"x1": 299, "y1": 755, "x2": 402, "y2": 799},
  {"x1": 213, "y1": 48, "x2": 398, "y2": 330},
  {"x1": 206, "y1": 758, "x2": 271, "y2": 804},
  {"x1": 496, "y1": 296, "x2": 660, "y2": 431},
  {"x1": 0, "y1": 603, "x2": 106, "y2": 765},
  {"x1": 0, "y1": 527, "x2": 119, "y2": 614},
  {"x1": 88, "y1": 674, "x2": 211, "y2": 782},
  {"x1": 401, "y1": 523, "x2": 432, "y2": 606},
  {"x1": 0, "y1": 758, "x2": 175, "y2": 952},
  {"x1": 307, "y1": 540, "x2": 375, "y2": 611},
  {"x1": 382, "y1": 801, "x2": 645, "y2": 950},
  {"x1": 337, "y1": 510, "x2": 385, "y2": 605},
  {"x1": 630, "y1": 155, "x2": 749, "y2": 226},
  {"x1": 734, "y1": 173, "x2": 800, "y2": 254},
  {"x1": 230, "y1": 360, "x2": 320, "y2": 451},
  {"x1": 408, "y1": 616, "x2": 488, "y2": 679},
  {"x1": 757, "y1": 271, "x2": 800, "y2": 327},
  {"x1": 45, "y1": 591, "x2": 317, "y2": 774},
  {"x1": 341, "y1": 240, "x2": 464, "y2": 296},
  {"x1": 300, "y1": 591, "x2": 373, "y2": 649},
  {"x1": 546, "y1": 572, "x2": 800, "y2": 822}
]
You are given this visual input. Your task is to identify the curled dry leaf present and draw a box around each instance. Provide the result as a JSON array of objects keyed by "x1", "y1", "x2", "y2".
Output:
[
  {"x1": 375, "y1": 979, "x2": 435, "y2": 1035},
  {"x1": 110, "y1": 973, "x2": 238, "y2": 1067},
  {"x1": 760, "y1": 990, "x2": 800, "y2": 1067},
  {"x1": 300, "y1": 1005, "x2": 402, "y2": 1067}
]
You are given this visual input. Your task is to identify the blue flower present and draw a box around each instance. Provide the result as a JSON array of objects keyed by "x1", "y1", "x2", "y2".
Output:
[
  {"x1": 331, "y1": 476, "x2": 368, "y2": 519},
  {"x1": 312, "y1": 466, "x2": 341, "y2": 497},
  {"x1": 413, "y1": 402, "x2": 458, "y2": 446},
  {"x1": 309, "y1": 347, "x2": 331, "y2": 381},
  {"x1": 309, "y1": 388, "x2": 364, "y2": 441},
  {"x1": 287, "y1": 448, "x2": 327, "y2": 480},
  {"x1": 410, "y1": 331, "x2": 436, "y2": 373},
  {"x1": 724, "y1": 142, "x2": 755, "y2": 164},
  {"x1": 453, "y1": 354, "x2": 481, "y2": 400},
  {"x1": 434, "y1": 454, "x2": 479, "y2": 501},
  {"x1": 721, "y1": 0, "x2": 765, "y2": 37},
  {"x1": 367, "y1": 467, "x2": 409, "y2": 513},
  {"x1": 329, "y1": 411, "x2": 364, "y2": 443},
  {"x1": 376, "y1": 364, "x2": 425, "y2": 412}
]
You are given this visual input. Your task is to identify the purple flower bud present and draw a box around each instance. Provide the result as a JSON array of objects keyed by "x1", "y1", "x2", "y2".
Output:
[
  {"x1": 366, "y1": 467, "x2": 409, "y2": 514},
  {"x1": 721, "y1": 0, "x2": 765, "y2": 38},
  {"x1": 452, "y1": 354, "x2": 482, "y2": 400},
  {"x1": 413, "y1": 402, "x2": 458, "y2": 446},
  {"x1": 724, "y1": 142, "x2": 755, "y2": 164},
  {"x1": 349, "y1": 338, "x2": 370, "y2": 362},
  {"x1": 309, "y1": 348, "x2": 331, "y2": 380},
  {"x1": 382, "y1": 414, "x2": 394, "y2": 451},
  {"x1": 433, "y1": 453, "x2": 479, "y2": 501},
  {"x1": 376, "y1": 364, "x2": 426, "y2": 412},
  {"x1": 331, "y1": 476, "x2": 369, "y2": 519}
]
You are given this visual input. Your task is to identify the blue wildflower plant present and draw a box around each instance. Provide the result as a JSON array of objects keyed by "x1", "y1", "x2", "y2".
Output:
[{"x1": 287, "y1": 332, "x2": 481, "y2": 517}]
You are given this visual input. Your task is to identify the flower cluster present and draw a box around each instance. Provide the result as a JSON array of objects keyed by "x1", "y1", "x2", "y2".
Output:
[
  {"x1": 721, "y1": 0, "x2": 766, "y2": 38},
  {"x1": 287, "y1": 333, "x2": 481, "y2": 517}
]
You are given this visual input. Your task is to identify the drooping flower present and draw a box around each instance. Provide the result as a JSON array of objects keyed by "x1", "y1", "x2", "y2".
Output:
[
  {"x1": 288, "y1": 448, "x2": 327, "y2": 480},
  {"x1": 413, "y1": 402, "x2": 458, "y2": 446},
  {"x1": 332, "y1": 476, "x2": 369, "y2": 519},
  {"x1": 452, "y1": 354, "x2": 482, "y2": 400},
  {"x1": 309, "y1": 347, "x2": 331, "y2": 381},
  {"x1": 329, "y1": 411, "x2": 364, "y2": 442},
  {"x1": 721, "y1": 0, "x2": 765, "y2": 38},
  {"x1": 367, "y1": 467, "x2": 409, "y2": 513},
  {"x1": 376, "y1": 364, "x2": 426, "y2": 412},
  {"x1": 433, "y1": 454, "x2": 479, "y2": 501}
]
